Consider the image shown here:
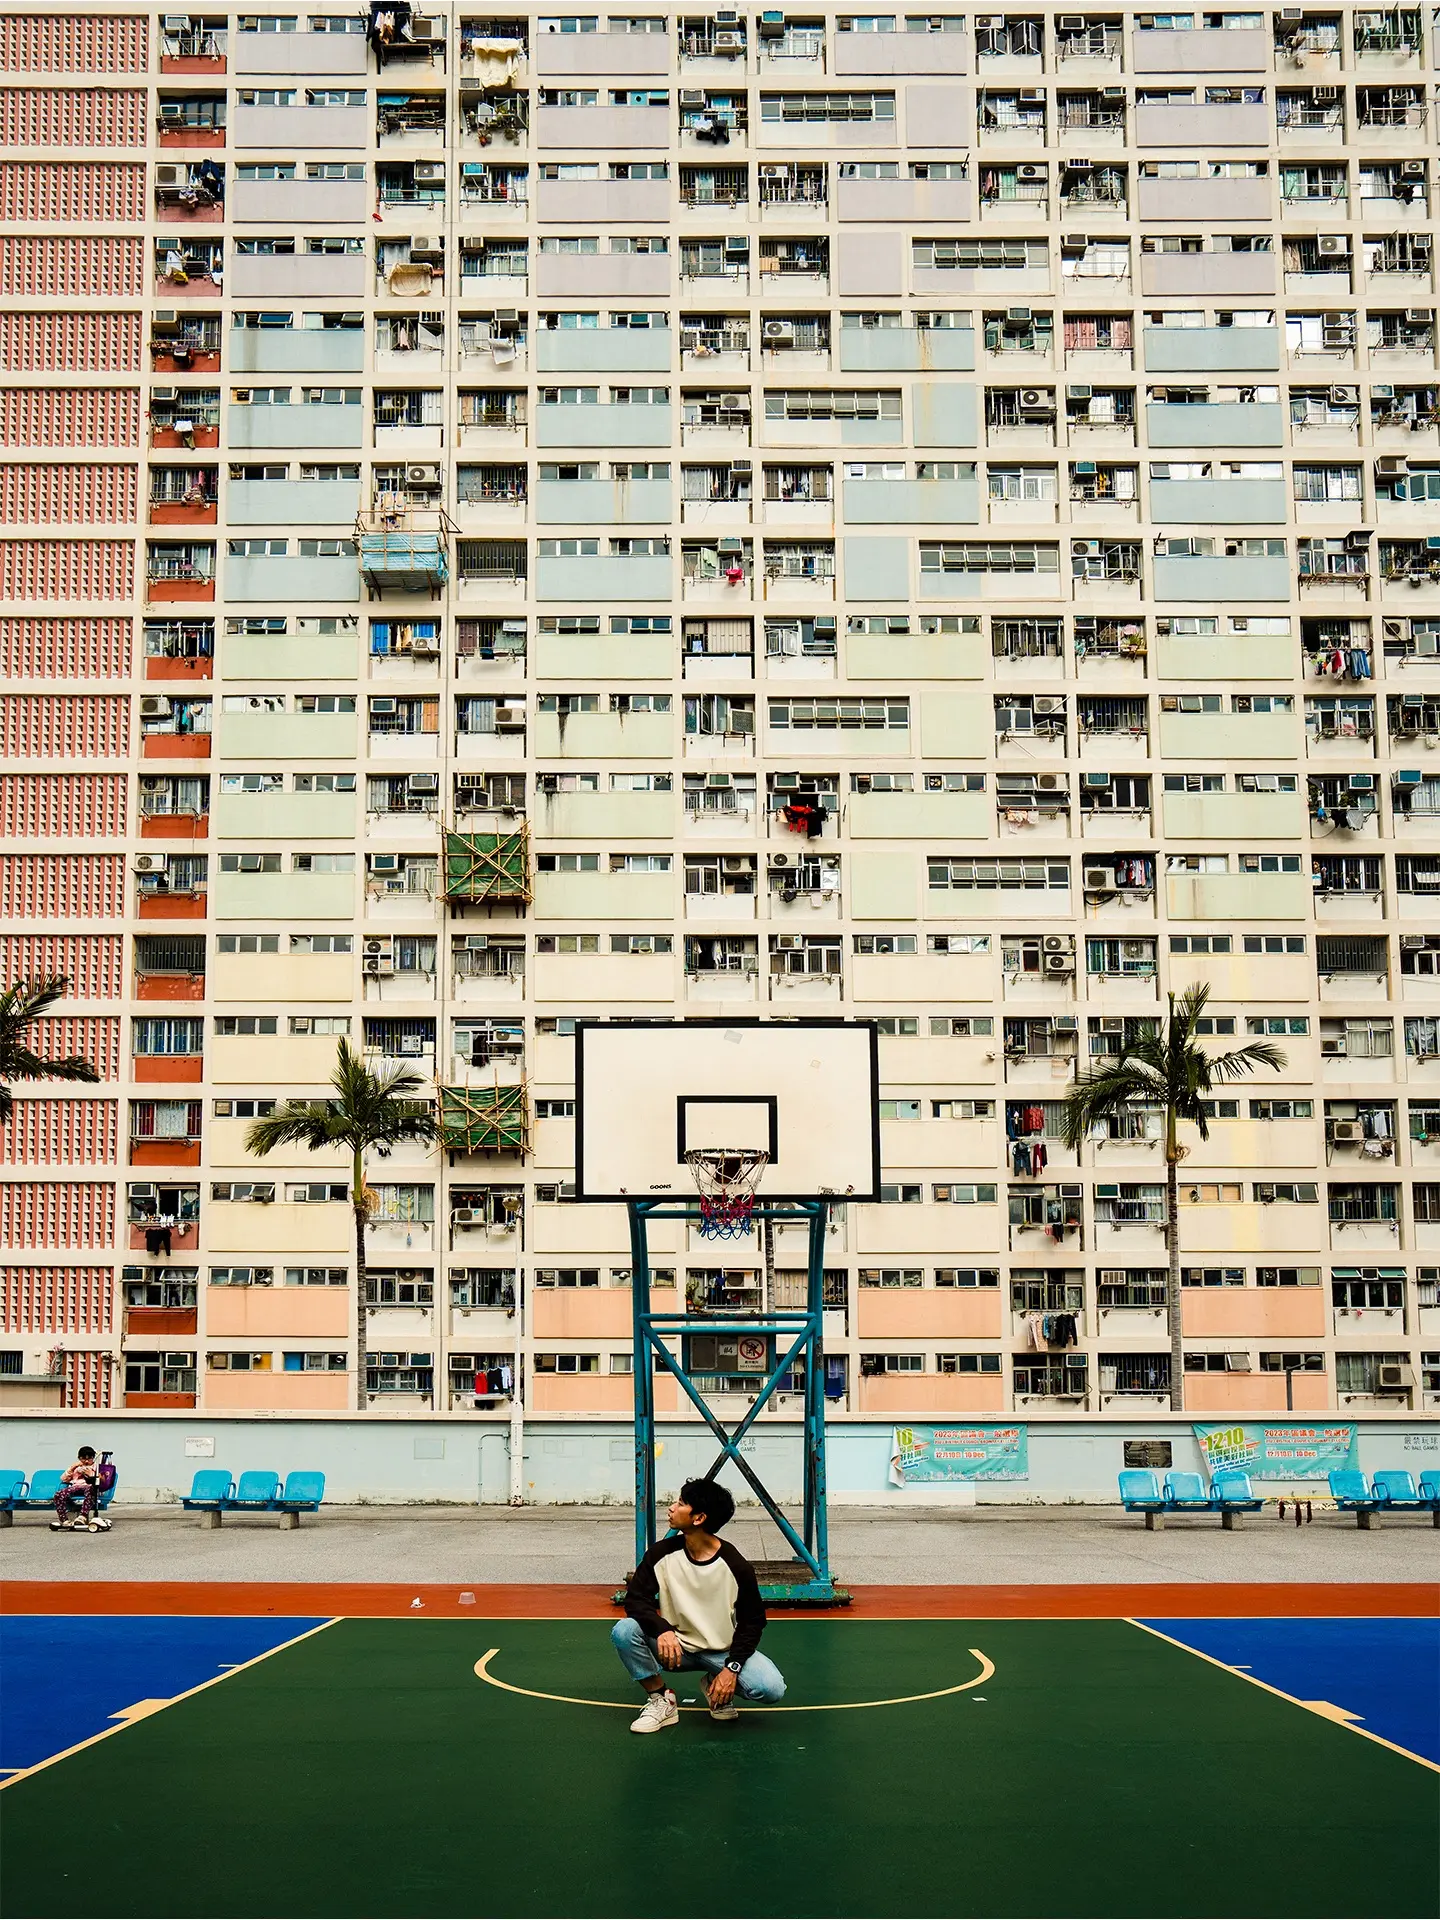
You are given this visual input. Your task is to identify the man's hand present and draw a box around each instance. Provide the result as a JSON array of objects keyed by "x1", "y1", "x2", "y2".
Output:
[
  {"x1": 707, "y1": 1666, "x2": 737, "y2": 1708},
  {"x1": 655, "y1": 1630, "x2": 685, "y2": 1669}
]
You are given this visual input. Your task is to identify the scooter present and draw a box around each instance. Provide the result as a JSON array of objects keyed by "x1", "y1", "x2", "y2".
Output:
[{"x1": 50, "y1": 1451, "x2": 115, "y2": 1533}]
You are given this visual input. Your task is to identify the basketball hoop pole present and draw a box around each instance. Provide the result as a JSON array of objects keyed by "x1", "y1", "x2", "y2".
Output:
[{"x1": 624, "y1": 1193, "x2": 846, "y2": 1608}]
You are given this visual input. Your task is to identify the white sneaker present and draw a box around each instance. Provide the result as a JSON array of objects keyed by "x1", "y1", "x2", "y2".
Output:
[
  {"x1": 708, "y1": 1702, "x2": 740, "y2": 1723},
  {"x1": 629, "y1": 1689, "x2": 679, "y2": 1735}
]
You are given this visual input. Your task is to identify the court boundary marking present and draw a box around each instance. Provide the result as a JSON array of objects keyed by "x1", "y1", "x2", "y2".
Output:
[
  {"x1": 0, "y1": 1618, "x2": 340, "y2": 1792},
  {"x1": 472, "y1": 1643, "x2": 994, "y2": 1711},
  {"x1": 1127, "y1": 1619, "x2": 1440, "y2": 1776}
]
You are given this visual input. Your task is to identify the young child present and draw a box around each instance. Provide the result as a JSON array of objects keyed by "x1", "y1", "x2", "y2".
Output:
[
  {"x1": 51, "y1": 1447, "x2": 100, "y2": 1531},
  {"x1": 612, "y1": 1477, "x2": 786, "y2": 1734}
]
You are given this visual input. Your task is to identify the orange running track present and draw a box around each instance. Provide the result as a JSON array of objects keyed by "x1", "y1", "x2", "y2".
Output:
[{"x1": 2, "y1": 1581, "x2": 1435, "y2": 1618}]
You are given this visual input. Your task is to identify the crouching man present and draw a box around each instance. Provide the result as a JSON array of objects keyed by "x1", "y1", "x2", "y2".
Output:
[{"x1": 612, "y1": 1477, "x2": 786, "y2": 1734}]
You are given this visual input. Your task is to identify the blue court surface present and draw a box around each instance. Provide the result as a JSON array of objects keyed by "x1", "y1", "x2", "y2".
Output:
[
  {"x1": 0, "y1": 1616, "x2": 326, "y2": 1777},
  {"x1": 1142, "y1": 1617, "x2": 1440, "y2": 1766}
]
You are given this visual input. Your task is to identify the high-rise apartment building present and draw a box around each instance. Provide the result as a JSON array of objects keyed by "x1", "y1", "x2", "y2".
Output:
[{"x1": 1, "y1": 2, "x2": 1437, "y2": 1429}]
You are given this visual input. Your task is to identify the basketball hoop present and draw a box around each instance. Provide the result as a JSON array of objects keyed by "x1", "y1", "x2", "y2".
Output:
[{"x1": 685, "y1": 1148, "x2": 769, "y2": 1240}]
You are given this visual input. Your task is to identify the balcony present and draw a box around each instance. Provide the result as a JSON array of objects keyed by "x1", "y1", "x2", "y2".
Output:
[{"x1": 357, "y1": 513, "x2": 451, "y2": 595}]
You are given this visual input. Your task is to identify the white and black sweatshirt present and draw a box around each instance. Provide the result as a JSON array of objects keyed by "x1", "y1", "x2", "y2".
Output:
[{"x1": 623, "y1": 1536, "x2": 767, "y2": 1664}]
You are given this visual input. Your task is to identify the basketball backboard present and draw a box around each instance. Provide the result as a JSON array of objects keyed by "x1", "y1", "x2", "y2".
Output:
[{"x1": 574, "y1": 1019, "x2": 881, "y2": 1202}]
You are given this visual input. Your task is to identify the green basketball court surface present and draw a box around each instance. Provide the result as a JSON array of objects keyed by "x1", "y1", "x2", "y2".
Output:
[{"x1": 2, "y1": 1589, "x2": 1436, "y2": 1920}]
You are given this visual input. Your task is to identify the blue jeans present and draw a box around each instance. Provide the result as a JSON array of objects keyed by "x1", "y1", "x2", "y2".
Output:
[{"x1": 611, "y1": 1616, "x2": 786, "y2": 1703}]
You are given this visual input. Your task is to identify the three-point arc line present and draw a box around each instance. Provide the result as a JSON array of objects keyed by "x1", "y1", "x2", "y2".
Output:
[{"x1": 473, "y1": 1645, "x2": 996, "y2": 1712}]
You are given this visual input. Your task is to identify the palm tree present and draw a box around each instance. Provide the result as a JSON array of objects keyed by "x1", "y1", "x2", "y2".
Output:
[
  {"x1": 1060, "y1": 983, "x2": 1285, "y2": 1411},
  {"x1": 245, "y1": 1038, "x2": 437, "y2": 1411},
  {"x1": 0, "y1": 976, "x2": 100, "y2": 1124}
]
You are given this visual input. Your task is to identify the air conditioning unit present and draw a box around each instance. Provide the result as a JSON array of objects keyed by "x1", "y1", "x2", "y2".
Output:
[
  {"x1": 1405, "y1": 309, "x2": 1433, "y2": 325},
  {"x1": 1320, "y1": 1037, "x2": 1346, "y2": 1056},
  {"x1": 1045, "y1": 952, "x2": 1074, "y2": 974},
  {"x1": 1035, "y1": 772, "x2": 1064, "y2": 792},
  {"x1": 1081, "y1": 772, "x2": 1112, "y2": 790},
  {"x1": 406, "y1": 463, "x2": 442, "y2": 487},
  {"x1": 133, "y1": 853, "x2": 168, "y2": 875},
  {"x1": 776, "y1": 934, "x2": 804, "y2": 950},
  {"x1": 1067, "y1": 385, "x2": 1093, "y2": 401},
  {"x1": 714, "y1": 29, "x2": 744, "y2": 50},
  {"x1": 495, "y1": 703, "x2": 526, "y2": 728},
  {"x1": 1329, "y1": 385, "x2": 1358, "y2": 405},
  {"x1": 1372, "y1": 385, "x2": 1396, "y2": 402},
  {"x1": 1017, "y1": 164, "x2": 1044, "y2": 182},
  {"x1": 763, "y1": 321, "x2": 795, "y2": 344},
  {"x1": 408, "y1": 772, "x2": 440, "y2": 793},
  {"x1": 451, "y1": 1208, "x2": 484, "y2": 1227},
  {"x1": 1348, "y1": 773, "x2": 1375, "y2": 792},
  {"x1": 1085, "y1": 866, "x2": 1116, "y2": 890},
  {"x1": 413, "y1": 162, "x2": 445, "y2": 186},
  {"x1": 680, "y1": 88, "x2": 707, "y2": 105},
  {"x1": 1377, "y1": 1363, "x2": 1414, "y2": 1390},
  {"x1": 730, "y1": 458, "x2": 752, "y2": 475},
  {"x1": 1033, "y1": 695, "x2": 1065, "y2": 715},
  {"x1": 1052, "y1": 1015, "x2": 1078, "y2": 1035},
  {"x1": 1019, "y1": 388, "x2": 1053, "y2": 413},
  {"x1": 408, "y1": 235, "x2": 444, "y2": 261},
  {"x1": 1061, "y1": 233, "x2": 1089, "y2": 253},
  {"x1": 1099, "y1": 1017, "x2": 1125, "y2": 1034},
  {"x1": 724, "y1": 235, "x2": 750, "y2": 254},
  {"x1": 1329, "y1": 1119, "x2": 1364, "y2": 1143},
  {"x1": 154, "y1": 164, "x2": 187, "y2": 192},
  {"x1": 1399, "y1": 932, "x2": 1424, "y2": 948},
  {"x1": 370, "y1": 853, "x2": 401, "y2": 873},
  {"x1": 1377, "y1": 455, "x2": 1408, "y2": 477},
  {"x1": 365, "y1": 951, "x2": 396, "y2": 977},
  {"x1": 138, "y1": 695, "x2": 173, "y2": 720},
  {"x1": 1073, "y1": 540, "x2": 1100, "y2": 556}
]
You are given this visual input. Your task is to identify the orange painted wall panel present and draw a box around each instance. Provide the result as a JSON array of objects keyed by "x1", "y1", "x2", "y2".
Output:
[
  {"x1": 857, "y1": 1374, "x2": 1008, "y2": 1415},
  {"x1": 1182, "y1": 1288, "x2": 1328, "y2": 1340},
  {"x1": 1185, "y1": 1372, "x2": 1331, "y2": 1414},
  {"x1": 204, "y1": 1372, "x2": 351, "y2": 1412},
  {"x1": 206, "y1": 1289, "x2": 352, "y2": 1340},
  {"x1": 856, "y1": 1289, "x2": 1004, "y2": 1339}
]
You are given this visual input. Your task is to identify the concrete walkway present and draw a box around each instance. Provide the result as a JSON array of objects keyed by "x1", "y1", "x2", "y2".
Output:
[{"x1": 4, "y1": 1503, "x2": 1436, "y2": 1585}]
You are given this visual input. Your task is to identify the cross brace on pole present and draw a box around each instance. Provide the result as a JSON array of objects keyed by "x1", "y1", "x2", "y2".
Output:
[{"x1": 623, "y1": 1196, "x2": 848, "y2": 1607}]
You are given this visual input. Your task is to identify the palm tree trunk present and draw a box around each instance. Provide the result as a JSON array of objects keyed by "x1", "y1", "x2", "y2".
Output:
[
  {"x1": 353, "y1": 1149, "x2": 368, "y2": 1414},
  {"x1": 1166, "y1": 1118, "x2": 1184, "y2": 1413}
]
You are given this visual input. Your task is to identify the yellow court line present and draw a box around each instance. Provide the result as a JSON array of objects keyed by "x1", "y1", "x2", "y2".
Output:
[
  {"x1": 0, "y1": 1618, "x2": 341, "y2": 1792},
  {"x1": 1127, "y1": 1619, "x2": 1440, "y2": 1776},
  {"x1": 473, "y1": 1644, "x2": 994, "y2": 1712}
]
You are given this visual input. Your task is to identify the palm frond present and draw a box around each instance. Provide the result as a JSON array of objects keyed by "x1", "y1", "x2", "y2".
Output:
[
  {"x1": 1060, "y1": 979, "x2": 1285, "y2": 1151},
  {"x1": 245, "y1": 1039, "x2": 438, "y2": 1163}
]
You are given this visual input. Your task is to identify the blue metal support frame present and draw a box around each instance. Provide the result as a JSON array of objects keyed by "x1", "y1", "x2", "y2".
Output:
[{"x1": 626, "y1": 1196, "x2": 844, "y2": 1605}]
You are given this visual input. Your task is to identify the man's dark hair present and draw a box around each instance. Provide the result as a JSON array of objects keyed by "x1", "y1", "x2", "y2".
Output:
[
  {"x1": 77, "y1": 1447, "x2": 96, "y2": 1461},
  {"x1": 680, "y1": 1477, "x2": 735, "y2": 1532}
]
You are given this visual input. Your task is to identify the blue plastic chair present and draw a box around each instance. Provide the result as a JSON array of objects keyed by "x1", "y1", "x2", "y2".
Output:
[
  {"x1": 226, "y1": 1470, "x2": 280, "y2": 1511},
  {"x1": 1209, "y1": 1469, "x2": 1263, "y2": 1526},
  {"x1": 20, "y1": 1470, "x2": 64, "y2": 1510},
  {"x1": 276, "y1": 1470, "x2": 325, "y2": 1512},
  {"x1": 0, "y1": 1470, "x2": 26, "y2": 1524},
  {"x1": 182, "y1": 1469, "x2": 234, "y2": 1511},
  {"x1": 273, "y1": 1470, "x2": 326, "y2": 1528},
  {"x1": 1119, "y1": 1468, "x2": 1170, "y2": 1528},
  {"x1": 1163, "y1": 1470, "x2": 1212, "y2": 1510},
  {"x1": 1417, "y1": 1473, "x2": 1440, "y2": 1525},
  {"x1": 1372, "y1": 1469, "x2": 1425, "y2": 1511},
  {"x1": 1328, "y1": 1468, "x2": 1381, "y2": 1526}
]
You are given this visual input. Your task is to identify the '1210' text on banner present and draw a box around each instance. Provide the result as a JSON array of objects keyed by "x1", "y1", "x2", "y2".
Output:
[{"x1": 1193, "y1": 1422, "x2": 1359, "y2": 1481}]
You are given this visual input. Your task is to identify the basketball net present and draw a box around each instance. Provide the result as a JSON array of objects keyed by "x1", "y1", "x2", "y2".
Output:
[{"x1": 685, "y1": 1148, "x2": 769, "y2": 1240}]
